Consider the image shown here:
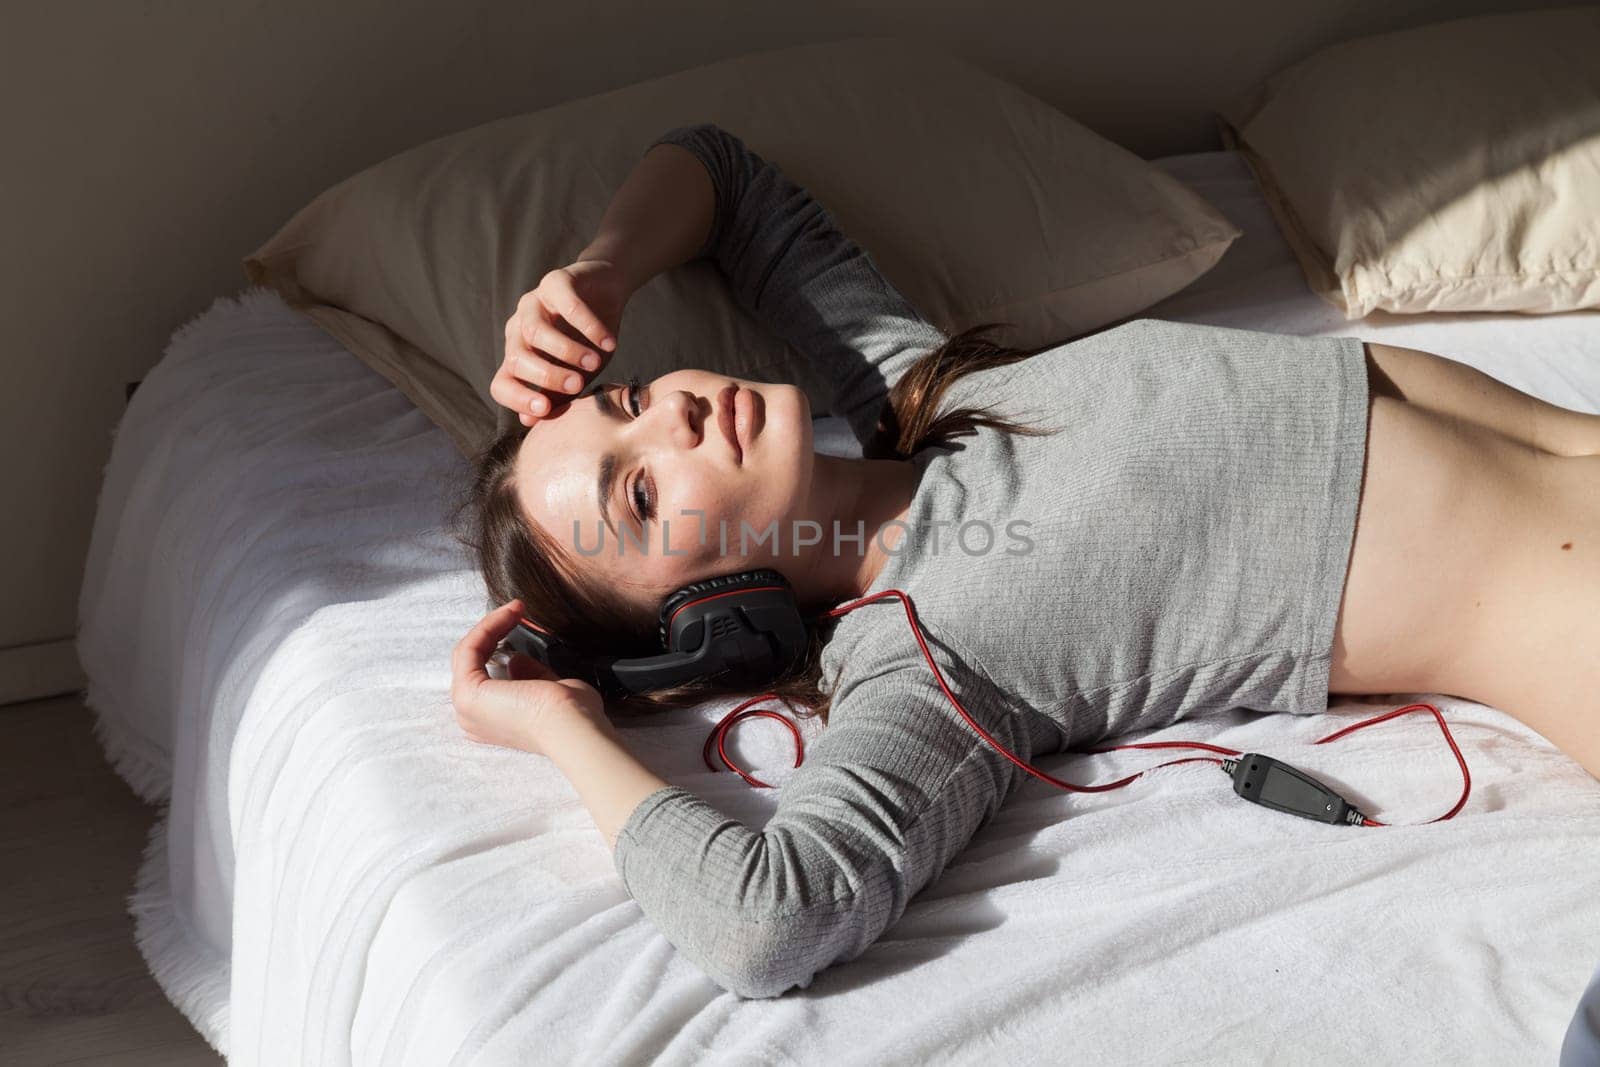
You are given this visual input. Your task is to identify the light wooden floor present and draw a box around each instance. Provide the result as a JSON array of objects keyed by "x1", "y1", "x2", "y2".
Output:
[{"x1": 0, "y1": 692, "x2": 223, "y2": 1065}]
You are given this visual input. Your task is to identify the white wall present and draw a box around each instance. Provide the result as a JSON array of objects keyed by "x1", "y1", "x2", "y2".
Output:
[{"x1": 0, "y1": 0, "x2": 1564, "y2": 703}]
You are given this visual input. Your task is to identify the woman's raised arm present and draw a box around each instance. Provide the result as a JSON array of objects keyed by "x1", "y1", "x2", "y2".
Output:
[
  {"x1": 578, "y1": 138, "x2": 719, "y2": 298},
  {"x1": 639, "y1": 122, "x2": 950, "y2": 449},
  {"x1": 495, "y1": 142, "x2": 717, "y2": 425},
  {"x1": 497, "y1": 123, "x2": 948, "y2": 439}
]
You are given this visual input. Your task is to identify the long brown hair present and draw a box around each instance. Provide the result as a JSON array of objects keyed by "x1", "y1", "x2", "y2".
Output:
[{"x1": 449, "y1": 322, "x2": 1057, "y2": 726}]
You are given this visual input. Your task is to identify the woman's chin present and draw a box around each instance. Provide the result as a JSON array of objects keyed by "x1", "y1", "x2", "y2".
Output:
[
  {"x1": 790, "y1": 386, "x2": 813, "y2": 449},
  {"x1": 746, "y1": 381, "x2": 810, "y2": 455}
]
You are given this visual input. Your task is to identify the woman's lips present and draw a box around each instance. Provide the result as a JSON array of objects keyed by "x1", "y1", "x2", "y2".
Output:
[
  {"x1": 742, "y1": 388, "x2": 761, "y2": 441},
  {"x1": 717, "y1": 385, "x2": 742, "y2": 465},
  {"x1": 735, "y1": 386, "x2": 762, "y2": 447}
]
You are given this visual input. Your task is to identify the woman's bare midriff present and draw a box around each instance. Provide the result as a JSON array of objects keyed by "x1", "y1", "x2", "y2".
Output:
[{"x1": 1327, "y1": 383, "x2": 1547, "y2": 698}]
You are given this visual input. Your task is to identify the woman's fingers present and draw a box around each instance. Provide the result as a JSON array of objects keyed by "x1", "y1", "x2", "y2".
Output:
[
  {"x1": 522, "y1": 319, "x2": 604, "y2": 380},
  {"x1": 490, "y1": 359, "x2": 550, "y2": 418},
  {"x1": 450, "y1": 601, "x2": 575, "y2": 753},
  {"x1": 491, "y1": 268, "x2": 625, "y2": 424},
  {"x1": 540, "y1": 269, "x2": 618, "y2": 356},
  {"x1": 451, "y1": 599, "x2": 525, "y2": 699},
  {"x1": 500, "y1": 327, "x2": 586, "y2": 393},
  {"x1": 513, "y1": 289, "x2": 607, "y2": 375},
  {"x1": 494, "y1": 333, "x2": 584, "y2": 419}
]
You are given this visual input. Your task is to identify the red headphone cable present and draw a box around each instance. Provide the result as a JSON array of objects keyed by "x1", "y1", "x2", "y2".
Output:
[{"x1": 701, "y1": 588, "x2": 1472, "y2": 827}]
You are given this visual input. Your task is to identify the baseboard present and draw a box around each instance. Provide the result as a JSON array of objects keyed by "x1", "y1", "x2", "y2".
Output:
[{"x1": 0, "y1": 638, "x2": 87, "y2": 707}]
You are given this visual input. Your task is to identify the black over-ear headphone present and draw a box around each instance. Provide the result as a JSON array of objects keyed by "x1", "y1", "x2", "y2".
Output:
[{"x1": 501, "y1": 568, "x2": 810, "y2": 698}]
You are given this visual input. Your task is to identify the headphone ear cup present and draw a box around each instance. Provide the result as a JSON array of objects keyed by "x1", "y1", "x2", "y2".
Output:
[
  {"x1": 657, "y1": 568, "x2": 793, "y2": 649},
  {"x1": 643, "y1": 568, "x2": 808, "y2": 689},
  {"x1": 567, "y1": 570, "x2": 809, "y2": 696}
]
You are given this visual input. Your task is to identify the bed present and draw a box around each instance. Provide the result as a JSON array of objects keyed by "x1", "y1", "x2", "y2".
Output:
[{"x1": 77, "y1": 148, "x2": 1600, "y2": 1064}]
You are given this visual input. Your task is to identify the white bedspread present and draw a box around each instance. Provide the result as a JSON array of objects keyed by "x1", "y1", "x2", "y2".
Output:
[{"x1": 78, "y1": 150, "x2": 1600, "y2": 1064}]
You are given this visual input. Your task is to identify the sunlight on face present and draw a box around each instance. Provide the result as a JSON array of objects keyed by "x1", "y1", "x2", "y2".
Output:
[{"x1": 513, "y1": 369, "x2": 813, "y2": 609}]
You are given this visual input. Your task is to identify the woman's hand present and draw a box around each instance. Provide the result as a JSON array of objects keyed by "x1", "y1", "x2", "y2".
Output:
[
  {"x1": 451, "y1": 599, "x2": 612, "y2": 757},
  {"x1": 494, "y1": 260, "x2": 630, "y2": 427}
]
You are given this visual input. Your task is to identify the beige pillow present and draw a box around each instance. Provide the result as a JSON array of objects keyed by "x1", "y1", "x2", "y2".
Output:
[
  {"x1": 245, "y1": 35, "x2": 1240, "y2": 457},
  {"x1": 1217, "y1": 6, "x2": 1600, "y2": 321}
]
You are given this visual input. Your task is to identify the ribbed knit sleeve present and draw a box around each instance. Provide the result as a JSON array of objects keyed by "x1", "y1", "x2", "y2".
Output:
[
  {"x1": 612, "y1": 661, "x2": 1028, "y2": 998},
  {"x1": 647, "y1": 122, "x2": 949, "y2": 448}
]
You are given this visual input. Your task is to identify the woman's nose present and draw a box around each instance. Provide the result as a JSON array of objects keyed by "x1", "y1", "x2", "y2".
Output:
[{"x1": 653, "y1": 389, "x2": 703, "y2": 449}]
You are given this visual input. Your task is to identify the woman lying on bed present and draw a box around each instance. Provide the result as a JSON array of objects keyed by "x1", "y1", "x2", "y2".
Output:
[{"x1": 450, "y1": 122, "x2": 1600, "y2": 998}]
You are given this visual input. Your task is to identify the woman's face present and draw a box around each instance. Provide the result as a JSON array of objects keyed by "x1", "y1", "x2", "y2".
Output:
[{"x1": 513, "y1": 369, "x2": 813, "y2": 611}]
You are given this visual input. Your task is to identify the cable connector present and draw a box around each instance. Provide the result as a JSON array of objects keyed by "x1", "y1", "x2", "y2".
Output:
[{"x1": 1221, "y1": 753, "x2": 1361, "y2": 826}]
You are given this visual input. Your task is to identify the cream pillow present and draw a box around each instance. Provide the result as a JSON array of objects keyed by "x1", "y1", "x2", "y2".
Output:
[
  {"x1": 1217, "y1": 6, "x2": 1600, "y2": 320},
  {"x1": 245, "y1": 35, "x2": 1240, "y2": 457}
]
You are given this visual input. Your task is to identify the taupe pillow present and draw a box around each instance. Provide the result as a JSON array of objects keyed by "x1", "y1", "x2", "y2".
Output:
[
  {"x1": 1217, "y1": 6, "x2": 1600, "y2": 320},
  {"x1": 245, "y1": 35, "x2": 1240, "y2": 457}
]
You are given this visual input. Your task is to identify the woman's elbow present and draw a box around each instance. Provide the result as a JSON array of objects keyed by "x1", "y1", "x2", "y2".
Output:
[
  {"x1": 715, "y1": 950, "x2": 821, "y2": 1000},
  {"x1": 711, "y1": 908, "x2": 863, "y2": 998}
]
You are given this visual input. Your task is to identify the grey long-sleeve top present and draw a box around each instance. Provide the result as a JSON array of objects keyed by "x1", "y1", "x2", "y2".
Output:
[{"x1": 611, "y1": 123, "x2": 1371, "y2": 998}]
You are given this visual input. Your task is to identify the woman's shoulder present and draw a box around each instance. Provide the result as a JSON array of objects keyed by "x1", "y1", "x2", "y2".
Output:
[{"x1": 817, "y1": 595, "x2": 1003, "y2": 715}]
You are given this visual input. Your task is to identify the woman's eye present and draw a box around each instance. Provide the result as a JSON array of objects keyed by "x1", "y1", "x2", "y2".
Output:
[
  {"x1": 631, "y1": 472, "x2": 656, "y2": 523},
  {"x1": 615, "y1": 376, "x2": 653, "y2": 523},
  {"x1": 625, "y1": 376, "x2": 648, "y2": 418}
]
